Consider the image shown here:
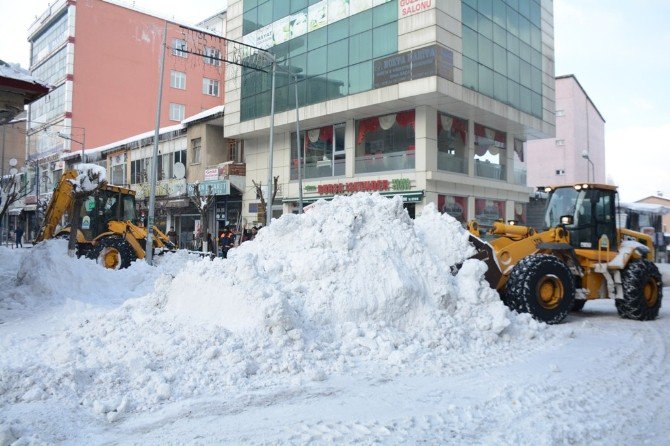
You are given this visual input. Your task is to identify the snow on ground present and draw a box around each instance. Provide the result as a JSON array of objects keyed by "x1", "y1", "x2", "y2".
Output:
[{"x1": 0, "y1": 194, "x2": 669, "y2": 445}]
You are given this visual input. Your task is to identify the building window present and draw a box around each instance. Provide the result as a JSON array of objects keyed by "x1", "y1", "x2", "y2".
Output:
[
  {"x1": 437, "y1": 114, "x2": 468, "y2": 174},
  {"x1": 290, "y1": 124, "x2": 345, "y2": 180},
  {"x1": 438, "y1": 195, "x2": 468, "y2": 223},
  {"x1": 191, "y1": 138, "x2": 202, "y2": 164},
  {"x1": 556, "y1": 139, "x2": 565, "y2": 146},
  {"x1": 170, "y1": 70, "x2": 186, "y2": 90},
  {"x1": 555, "y1": 169, "x2": 565, "y2": 175},
  {"x1": 131, "y1": 158, "x2": 148, "y2": 184},
  {"x1": 169, "y1": 103, "x2": 185, "y2": 121},
  {"x1": 474, "y1": 124, "x2": 507, "y2": 181},
  {"x1": 174, "y1": 149, "x2": 187, "y2": 166},
  {"x1": 355, "y1": 110, "x2": 415, "y2": 174},
  {"x1": 475, "y1": 198, "x2": 506, "y2": 228},
  {"x1": 202, "y1": 78, "x2": 220, "y2": 96},
  {"x1": 204, "y1": 47, "x2": 221, "y2": 66},
  {"x1": 173, "y1": 39, "x2": 188, "y2": 57}
]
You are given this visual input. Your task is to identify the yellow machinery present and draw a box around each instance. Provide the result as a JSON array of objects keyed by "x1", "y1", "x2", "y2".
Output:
[
  {"x1": 468, "y1": 183, "x2": 663, "y2": 324},
  {"x1": 36, "y1": 170, "x2": 175, "y2": 269}
]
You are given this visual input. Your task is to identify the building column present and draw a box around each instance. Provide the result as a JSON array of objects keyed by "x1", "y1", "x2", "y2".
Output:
[
  {"x1": 345, "y1": 119, "x2": 355, "y2": 178},
  {"x1": 506, "y1": 132, "x2": 515, "y2": 184},
  {"x1": 414, "y1": 105, "x2": 437, "y2": 173},
  {"x1": 467, "y1": 119, "x2": 475, "y2": 177},
  {"x1": 467, "y1": 195, "x2": 476, "y2": 222}
]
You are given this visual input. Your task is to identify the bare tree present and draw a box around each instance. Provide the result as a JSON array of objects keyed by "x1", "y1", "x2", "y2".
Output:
[
  {"x1": 189, "y1": 182, "x2": 215, "y2": 252},
  {"x1": 0, "y1": 173, "x2": 31, "y2": 224},
  {"x1": 251, "y1": 175, "x2": 278, "y2": 226}
]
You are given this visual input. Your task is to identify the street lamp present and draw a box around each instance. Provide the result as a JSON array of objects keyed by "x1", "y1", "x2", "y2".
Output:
[
  {"x1": 581, "y1": 150, "x2": 595, "y2": 183},
  {"x1": 57, "y1": 130, "x2": 86, "y2": 163}
]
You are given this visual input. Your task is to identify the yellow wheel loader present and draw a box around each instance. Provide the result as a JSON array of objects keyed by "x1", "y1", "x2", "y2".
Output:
[
  {"x1": 467, "y1": 183, "x2": 663, "y2": 324},
  {"x1": 35, "y1": 170, "x2": 175, "y2": 269}
]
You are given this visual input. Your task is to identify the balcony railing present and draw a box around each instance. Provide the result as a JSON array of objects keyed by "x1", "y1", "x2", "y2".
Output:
[
  {"x1": 290, "y1": 158, "x2": 345, "y2": 180},
  {"x1": 475, "y1": 160, "x2": 506, "y2": 181},
  {"x1": 355, "y1": 150, "x2": 415, "y2": 174},
  {"x1": 438, "y1": 153, "x2": 467, "y2": 174}
]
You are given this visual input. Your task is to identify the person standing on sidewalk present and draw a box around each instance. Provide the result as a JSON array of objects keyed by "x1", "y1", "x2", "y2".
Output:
[{"x1": 15, "y1": 226, "x2": 24, "y2": 248}]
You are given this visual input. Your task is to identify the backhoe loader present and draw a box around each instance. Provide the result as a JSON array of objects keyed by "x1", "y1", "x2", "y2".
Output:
[
  {"x1": 467, "y1": 183, "x2": 663, "y2": 324},
  {"x1": 35, "y1": 170, "x2": 175, "y2": 269}
]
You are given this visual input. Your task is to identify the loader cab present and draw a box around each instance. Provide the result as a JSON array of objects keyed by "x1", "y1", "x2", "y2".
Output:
[
  {"x1": 544, "y1": 184, "x2": 618, "y2": 251},
  {"x1": 78, "y1": 188, "x2": 137, "y2": 239}
]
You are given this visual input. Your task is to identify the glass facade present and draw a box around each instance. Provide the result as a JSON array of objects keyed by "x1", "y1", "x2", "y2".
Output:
[
  {"x1": 474, "y1": 123, "x2": 506, "y2": 181},
  {"x1": 437, "y1": 113, "x2": 468, "y2": 174},
  {"x1": 290, "y1": 123, "x2": 345, "y2": 180},
  {"x1": 462, "y1": 0, "x2": 543, "y2": 118},
  {"x1": 240, "y1": 0, "x2": 397, "y2": 121},
  {"x1": 355, "y1": 110, "x2": 415, "y2": 174}
]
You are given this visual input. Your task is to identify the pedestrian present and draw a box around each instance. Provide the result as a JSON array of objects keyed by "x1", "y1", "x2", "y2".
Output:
[
  {"x1": 166, "y1": 227, "x2": 178, "y2": 246},
  {"x1": 250, "y1": 226, "x2": 258, "y2": 240},
  {"x1": 219, "y1": 227, "x2": 234, "y2": 258},
  {"x1": 205, "y1": 232, "x2": 214, "y2": 253},
  {"x1": 15, "y1": 226, "x2": 24, "y2": 248}
]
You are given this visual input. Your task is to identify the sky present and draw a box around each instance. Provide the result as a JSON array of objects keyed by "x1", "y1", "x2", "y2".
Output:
[{"x1": 0, "y1": 0, "x2": 668, "y2": 202}]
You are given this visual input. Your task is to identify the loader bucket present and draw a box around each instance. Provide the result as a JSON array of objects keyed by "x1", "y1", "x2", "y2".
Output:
[{"x1": 466, "y1": 234, "x2": 504, "y2": 289}]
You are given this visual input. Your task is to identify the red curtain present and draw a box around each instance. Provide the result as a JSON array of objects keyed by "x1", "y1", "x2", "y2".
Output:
[
  {"x1": 319, "y1": 126, "x2": 333, "y2": 142},
  {"x1": 395, "y1": 110, "x2": 415, "y2": 129},
  {"x1": 452, "y1": 118, "x2": 467, "y2": 144},
  {"x1": 357, "y1": 117, "x2": 380, "y2": 144}
]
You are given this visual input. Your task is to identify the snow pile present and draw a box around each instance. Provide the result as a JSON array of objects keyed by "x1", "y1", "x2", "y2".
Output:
[
  {"x1": 69, "y1": 163, "x2": 107, "y2": 193},
  {"x1": 0, "y1": 194, "x2": 548, "y2": 424}
]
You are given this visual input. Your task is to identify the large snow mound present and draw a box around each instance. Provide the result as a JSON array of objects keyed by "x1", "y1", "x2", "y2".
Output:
[{"x1": 0, "y1": 194, "x2": 548, "y2": 424}]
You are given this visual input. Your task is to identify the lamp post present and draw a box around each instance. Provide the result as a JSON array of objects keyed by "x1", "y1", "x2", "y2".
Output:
[
  {"x1": 57, "y1": 130, "x2": 86, "y2": 163},
  {"x1": 581, "y1": 150, "x2": 595, "y2": 183}
]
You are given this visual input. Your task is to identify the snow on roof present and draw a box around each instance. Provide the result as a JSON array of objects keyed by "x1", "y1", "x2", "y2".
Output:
[
  {"x1": 60, "y1": 124, "x2": 184, "y2": 160},
  {"x1": 619, "y1": 202, "x2": 670, "y2": 215},
  {"x1": 0, "y1": 60, "x2": 50, "y2": 89},
  {"x1": 182, "y1": 105, "x2": 224, "y2": 126}
]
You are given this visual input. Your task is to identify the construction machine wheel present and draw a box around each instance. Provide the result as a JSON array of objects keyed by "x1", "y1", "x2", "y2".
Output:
[
  {"x1": 571, "y1": 300, "x2": 586, "y2": 312},
  {"x1": 616, "y1": 260, "x2": 663, "y2": 321},
  {"x1": 504, "y1": 254, "x2": 576, "y2": 324},
  {"x1": 90, "y1": 236, "x2": 137, "y2": 270}
]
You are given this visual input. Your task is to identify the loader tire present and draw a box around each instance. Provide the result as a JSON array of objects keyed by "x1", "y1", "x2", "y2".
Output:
[
  {"x1": 90, "y1": 236, "x2": 137, "y2": 270},
  {"x1": 504, "y1": 254, "x2": 575, "y2": 324},
  {"x1": 616, "y1": 260, "x2": 662, "y2": 321}
]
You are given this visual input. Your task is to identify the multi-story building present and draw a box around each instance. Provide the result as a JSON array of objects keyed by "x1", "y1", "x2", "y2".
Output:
[
  {"x1": 224, "y1": 0, "x2": 556, "y2": 226},
  {"x1": 526, "y1": 74, "x2": 605, "y2": 188},
  {"x1": 25, "y1": 0, "x2": 226, "y2": 213},
  {"x1": 74, "y1": 106, "x2": 244, "y2": 250}
]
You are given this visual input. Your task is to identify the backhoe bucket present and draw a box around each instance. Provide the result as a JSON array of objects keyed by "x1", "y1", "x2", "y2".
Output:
[{"x1": 465, "y1": 234, "x2": 504, "y2": 289}]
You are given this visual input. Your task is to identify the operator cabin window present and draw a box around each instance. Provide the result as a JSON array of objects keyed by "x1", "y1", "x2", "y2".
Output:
[
  {"x1": 169, "y1": 103, "x2": 185, "y2": 121},
  {"x1": 191, "y1": 138, "x2": 202, "y2": 164},
  {"x1": 173, "y1": 39, "x2": 188, "y2": 58},
  {"x1": 202, "y1": 78, "x2": 219, "y2": 96},
  {"x1": 204, "y1": 47, "x2": 221, "y2": 66},
  {"x1": 170, "y1": 70, "x2": 186, "y2": 90}
]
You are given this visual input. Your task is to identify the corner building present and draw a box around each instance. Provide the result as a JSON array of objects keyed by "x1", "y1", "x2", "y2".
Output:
[{"x1": 224, "y1": 0, "x2": 555, "y2": 225}]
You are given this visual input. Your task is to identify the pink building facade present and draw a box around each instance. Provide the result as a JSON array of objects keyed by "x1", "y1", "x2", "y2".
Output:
[
  {"x1": 26, "y1": 0, "x2": 225, "y2": 193},
  {"x1": 526, "y1": 75, "x2": 605, "y2": 188}
]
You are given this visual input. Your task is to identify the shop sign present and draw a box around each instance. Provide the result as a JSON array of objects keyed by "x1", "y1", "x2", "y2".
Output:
[
  {"x1": 374, "y1": 44, "x2": 453, "y2": 89},
  {"x1": 204, "y1": 168, "x2": 219, "y2": 181},
  {"x1": 188, "y1": 180, "x2": 230, "y2": 197},
  {"x1": 314, "y1": 178, "x2": 412, "y2": 196},
  {"x1": 399, "y1": 0, "x2": 434, "y2": 18}
]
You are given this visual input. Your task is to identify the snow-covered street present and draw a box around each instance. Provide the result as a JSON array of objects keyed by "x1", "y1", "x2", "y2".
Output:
[{"x1": 1, "y1": 195, "x2": 668, "y2": 445}]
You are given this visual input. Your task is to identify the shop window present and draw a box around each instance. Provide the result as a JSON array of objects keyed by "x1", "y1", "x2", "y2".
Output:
[
  {"x1": 475, "y1": 198, "x2": 505, "y2": 228},
  {"x1": 290, "y1": 123, "x2": 345, "y2": 180},
  {"x1": 474, "y1": 123, "x2": 506, "y2": 181},
  {"x1": 355, "y1": 110, "x2": 416, "y2": 174},
  {"x1": 438, "y1": 195, "x2": 468, "y2": 223},
  {"x1": 513, "y1": 138, "x2": 527, "y2": 185},
  {"x1": 437, "y1": 114, "x2": 468, "y2": 174}
]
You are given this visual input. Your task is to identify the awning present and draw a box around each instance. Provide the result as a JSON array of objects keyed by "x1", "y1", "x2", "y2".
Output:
[
  {"x1": 8, "y1": 208, "x2": 23, "y2": 215},
  {"x1": 23, "y1": 204, "x2": 37, "y2": 212},
  {"x1": 283, "y1": 190, "x2": 425, "y2": 204}
]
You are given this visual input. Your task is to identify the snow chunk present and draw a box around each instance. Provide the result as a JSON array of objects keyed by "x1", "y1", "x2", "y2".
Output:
[{"x1": 68, "y1": 163, "x2": 107, "y2": 193}]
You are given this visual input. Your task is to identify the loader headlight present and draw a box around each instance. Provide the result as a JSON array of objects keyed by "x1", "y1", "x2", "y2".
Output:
[
  {"x1": 544, "y1": 187, "x2": 553, "y2": 193},
  {"x1": 507, "y1": 219, "x2": 517, "y2": 225}
]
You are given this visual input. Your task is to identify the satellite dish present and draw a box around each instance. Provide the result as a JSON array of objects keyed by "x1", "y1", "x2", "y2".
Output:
[
  {"x1": 173, "y1": 162, "x2": 185, "y2": 179},
  {"x1": 9, "y1": 158, "x2": 17, "y2": 167},
  {"x1": 9, "y1": 167, "x2": 18, "y2": 175}
]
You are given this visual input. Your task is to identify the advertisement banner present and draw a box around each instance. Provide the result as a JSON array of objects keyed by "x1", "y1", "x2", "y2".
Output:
[
  {"x1": 328, "y1": 0, "x2": 349, "y2": 23},
  {"x1": 290, "y1": 11, "x2": 308, "y2": 39},
  {"x1": 308, "y1": 0, "x2": 328, "y2": 32},
  {"x1": 273, "y1": 16, "x2": 291, "y2": 45}
]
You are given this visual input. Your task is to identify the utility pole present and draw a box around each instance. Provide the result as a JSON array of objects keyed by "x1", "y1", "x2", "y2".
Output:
[
  {"x1": 146, "y1": 21, "x2": 167, "y2": 265},
  {"x1": 266, "y1": 60, "x2": 276, "y2": 227}
]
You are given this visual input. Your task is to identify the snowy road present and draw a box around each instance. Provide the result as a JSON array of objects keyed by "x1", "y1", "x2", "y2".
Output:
[
  {"x1": 2, "y1": 197, "x2": 669, "y2": 445},
  {"x1": 69, "y1": 299, "x2": 666, "y2": 445}
]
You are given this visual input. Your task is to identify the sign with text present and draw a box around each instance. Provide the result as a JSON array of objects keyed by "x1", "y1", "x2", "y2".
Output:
[
  {"x1": 374, "y1": 44, "x2": 454, "y2": 89},
  {"x1": 204, "y1": 168, "x2": 219, "y2": 181},
  {"x1": 313, "y1": 178, "x2": 412, "y2": 196},
  {"x1": 399, "y1": 0, "x2": 434, "y2": 18},
  {"x1": 188, "y1": 180, "x2": 230, "y2": 197}
]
